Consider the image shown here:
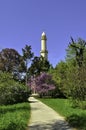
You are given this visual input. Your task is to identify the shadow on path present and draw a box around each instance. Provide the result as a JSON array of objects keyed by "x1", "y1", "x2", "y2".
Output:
[
  {"x1": 28, "y1": 119, "x2": 72, "y2": 130},
  {"x1": 28, "y1": 97, "x2": 74, "y2": 130},
  {"x1": 29, "y1": 100, "x2": 38, "y2": 103}
]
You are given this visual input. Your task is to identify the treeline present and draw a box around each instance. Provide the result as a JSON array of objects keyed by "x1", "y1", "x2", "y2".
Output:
[
  {"x1": 0, "y1": 44, "x2": 50, "y2": 105},
  {"x1": 0, "y1": 45, "x2": 50, "y2": 84},
  {"x1": 0, "y1": 38, "x2": 86, "y2": 109}
]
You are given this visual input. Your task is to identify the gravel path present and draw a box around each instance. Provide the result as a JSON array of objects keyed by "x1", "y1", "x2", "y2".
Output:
[{"x1": 27, "y1": 97, "x2": 75, "y2": 130}]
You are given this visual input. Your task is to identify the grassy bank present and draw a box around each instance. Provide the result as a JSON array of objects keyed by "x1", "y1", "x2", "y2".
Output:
[
  {"x1": 39, "y1": 98, "x2": 86, "y2": 130},
  {"x1": 0, "y1": 102, "x2": 30, "y2": 130}
]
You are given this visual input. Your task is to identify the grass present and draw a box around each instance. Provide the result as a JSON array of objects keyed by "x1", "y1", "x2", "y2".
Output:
[
  {"x1": 0, "y1": 102, "x2": 30, "y2": 130},
  {"x1": 38, "y1": 98, "x2": 86, "y2": 130}
]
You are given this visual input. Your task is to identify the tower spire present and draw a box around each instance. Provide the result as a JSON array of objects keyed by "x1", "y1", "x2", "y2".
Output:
[{"x1": 40, "y1": 32, "x2": 48, "y2": 60}]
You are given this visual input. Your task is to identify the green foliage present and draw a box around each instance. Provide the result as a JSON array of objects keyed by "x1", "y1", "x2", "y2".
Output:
[
  {"x1": 0, "y1": 72, "x2": 29, "y2": 105},
  {"x1": 66, "y1": 37, "x2": 86, "y2": 67},
  {"x1": 49, "y1": 38, "x2": 86, "y2": 109},
  {"x1": 22, "y1": 45, "x2": 34, "y2": 85},
  {"x1": 22, "y1": 45, "x2": 34, "y2": 63},
  {"x1": 0, "y1": 103, "x2": 30, "y2": 130},
  {"x1": 65, "y1": 38, "x2": 86, "y2": 108},
  {"x1": 66, "y1": 66, "x2": 86, "y2": 108},
  {"x1": 49, "y1": 61, "x2": 68, "y2": 98},
  {"x1": 39, "y1": 98, "x2": 86, "y2": 130},
  {"x1": 29, "y1": 56, "x2": 50, "y2": 76}
]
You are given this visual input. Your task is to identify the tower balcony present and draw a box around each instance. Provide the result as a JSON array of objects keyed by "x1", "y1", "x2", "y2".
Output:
[{"x1": 40, "y1": 50, "x2": 48, "y2": 53}]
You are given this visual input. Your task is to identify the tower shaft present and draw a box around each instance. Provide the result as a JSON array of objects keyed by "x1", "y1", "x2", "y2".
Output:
[{"x1": 40, "y1": 32, "x2": 48, "y2": 60}]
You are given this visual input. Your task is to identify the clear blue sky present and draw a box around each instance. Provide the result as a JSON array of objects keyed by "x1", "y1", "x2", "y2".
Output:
[{"x1": 0, "y1": 0, "x2": 86, "y2": 67}]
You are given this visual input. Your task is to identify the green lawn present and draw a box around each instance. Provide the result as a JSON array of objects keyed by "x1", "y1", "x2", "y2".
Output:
[
  {"x1": 0, "y1": 102, "x2": 30, "y2": 130},
  {"x1": 39, "y1": 98, "x2": 86, "y2": 130}
]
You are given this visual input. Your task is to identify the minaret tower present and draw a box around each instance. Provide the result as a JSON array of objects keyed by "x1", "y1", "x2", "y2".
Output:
[{"x1": 40, "y1": 32, "x2": 48, "y2": 60}]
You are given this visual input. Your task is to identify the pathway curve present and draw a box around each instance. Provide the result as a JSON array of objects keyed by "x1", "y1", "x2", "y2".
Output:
[{"x1": 27, "y1": 97, "x2": 75, "y2": 130}]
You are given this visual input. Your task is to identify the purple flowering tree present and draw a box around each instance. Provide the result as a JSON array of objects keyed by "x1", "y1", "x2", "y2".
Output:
[{"x1": 28, "y1": 72, "x2": 55, "y2": 97}]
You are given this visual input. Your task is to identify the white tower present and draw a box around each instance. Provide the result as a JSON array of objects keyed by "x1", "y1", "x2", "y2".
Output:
[{"x1": 40, "y1": 32, "x2": 48, "y2": 60}]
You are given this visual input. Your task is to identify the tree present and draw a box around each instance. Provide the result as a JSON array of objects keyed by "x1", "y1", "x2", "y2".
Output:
[
  {"x1": 28, "y1": 56, "x2": 50, "y2": 76},
  {"x1": 0, "y1": 48, "x2": 24, "y2": 72},
  {"x1": 49, "y1": 61, "x2": 68, "y2": 98},
  {"x1": 28, "y1": 72, "x2": 55, "y2": 97},
  {"x1": 0, "y1": 48, "x2": 26, "y2": 81},
  {"x1": 66, "y1": 37, "x2": 86, "y2": 67},
  {"x1": 22, "y1": 45, "x2": 34, "y2": 85},
  {"x1": 65, "y1": 38, "x2": 86, "y2": 108}
]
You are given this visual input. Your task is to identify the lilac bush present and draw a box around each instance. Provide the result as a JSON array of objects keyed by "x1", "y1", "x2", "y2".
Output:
[{"x1": 28, "y1": 72, "x2": 55, "y2": 97}]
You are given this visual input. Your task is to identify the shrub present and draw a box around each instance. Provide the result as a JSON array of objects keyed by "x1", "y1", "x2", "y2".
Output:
[{"x1": 0, "y1": 72, "x2": 29, "y2": 105}]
